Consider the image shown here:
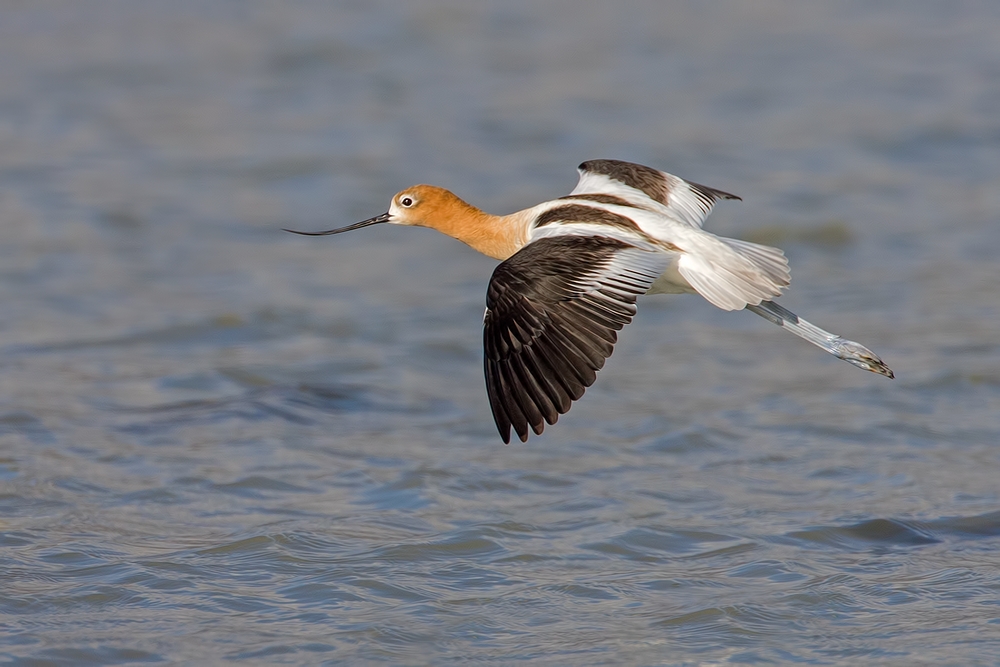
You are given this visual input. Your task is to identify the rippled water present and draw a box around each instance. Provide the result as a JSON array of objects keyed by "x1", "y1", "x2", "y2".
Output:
[{"x1": 2, "y1": 1, "x2": 1000, "y2": 664}]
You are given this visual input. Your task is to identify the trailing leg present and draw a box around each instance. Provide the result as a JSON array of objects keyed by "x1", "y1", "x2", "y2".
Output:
[{"x1": 746, "y1": 300, "x2": 894, "y2": 378}]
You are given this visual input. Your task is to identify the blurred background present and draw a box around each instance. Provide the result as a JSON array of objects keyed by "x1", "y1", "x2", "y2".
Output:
[{"x1": 1, "y1": 1, "x2": 999, "y2": 664}]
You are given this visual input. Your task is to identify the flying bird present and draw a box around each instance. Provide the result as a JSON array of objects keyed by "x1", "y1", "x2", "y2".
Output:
[{"x1": 286, "y1": 160, "x2": 893, "y2": 443}]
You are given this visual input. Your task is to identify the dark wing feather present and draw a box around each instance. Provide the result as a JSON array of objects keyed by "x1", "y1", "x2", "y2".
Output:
[{"x1": 484, "y1": 235, "x2": 667, "y2": 443}]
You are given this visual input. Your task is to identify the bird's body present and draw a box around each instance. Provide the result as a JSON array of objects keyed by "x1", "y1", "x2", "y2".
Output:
[{"x1": 287, "y1": 160, "x2": 893, "y2": 443}]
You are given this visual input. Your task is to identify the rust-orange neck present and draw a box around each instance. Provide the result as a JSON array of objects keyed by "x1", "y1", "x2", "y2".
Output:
[{"x1": 416, "y1": 195, "x2": 529, "y2": 260}]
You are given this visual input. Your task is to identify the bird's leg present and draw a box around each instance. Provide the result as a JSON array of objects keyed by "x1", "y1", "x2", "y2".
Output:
[{"x1": 745, "y1": 300, "x2": 894, "y2": 378}]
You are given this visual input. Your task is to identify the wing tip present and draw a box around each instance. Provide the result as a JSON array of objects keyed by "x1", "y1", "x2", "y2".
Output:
[
  {"x1": 687, "y1": 179, "x2": 742, "y2": 203},
  {"x1": 494, "y1": 414, "x2": 549, "y2": 444}
]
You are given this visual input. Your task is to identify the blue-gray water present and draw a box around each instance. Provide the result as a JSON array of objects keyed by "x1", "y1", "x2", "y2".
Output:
[{"x1": 2, "y1": 2, "x2": 999, "y2": 664}]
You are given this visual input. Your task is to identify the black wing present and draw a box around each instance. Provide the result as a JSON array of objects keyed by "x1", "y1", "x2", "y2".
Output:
[{"x1": 484, "y1": 235, "x2": 668, "y2": 443}]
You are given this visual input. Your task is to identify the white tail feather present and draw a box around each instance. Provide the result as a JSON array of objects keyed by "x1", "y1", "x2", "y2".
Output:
[
  {"x1": 677, "y1": 237, "x2": 789, "y2": 311},
  {"x1": 720, "y1": 238, "x2": 790, "y2": 287}
]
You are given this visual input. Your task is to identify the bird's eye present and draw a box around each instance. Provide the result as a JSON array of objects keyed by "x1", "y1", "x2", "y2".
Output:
[{"x1": 400, "y1": 196, "x2": 414, "y2": 207}]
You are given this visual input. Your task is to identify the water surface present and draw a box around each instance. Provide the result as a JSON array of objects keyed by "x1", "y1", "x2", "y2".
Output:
[{"x1": 1, "y1": 2, "x2": 999, "y2": 664}]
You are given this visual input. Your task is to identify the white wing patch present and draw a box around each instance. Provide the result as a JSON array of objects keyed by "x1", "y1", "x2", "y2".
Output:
[
  {"x1": 571, "y1": 160, "x2": 741, "y2": 229},
  {"x1": 658, "y1": 173, "x2": 738, "y2": 229}
]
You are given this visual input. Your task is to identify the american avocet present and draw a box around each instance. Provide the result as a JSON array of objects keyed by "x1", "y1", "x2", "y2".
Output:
[{"x1": 287, "y1": 160, "x2": 894, "y2": 443}]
